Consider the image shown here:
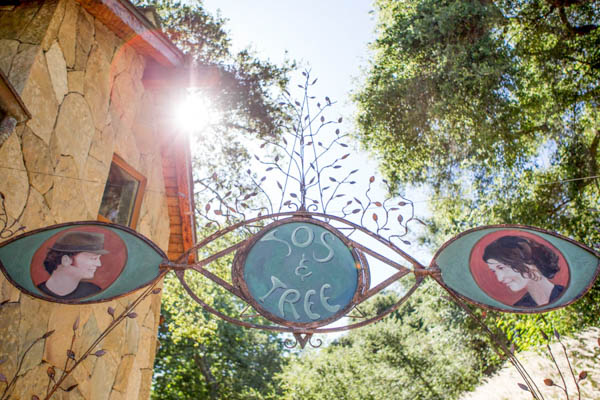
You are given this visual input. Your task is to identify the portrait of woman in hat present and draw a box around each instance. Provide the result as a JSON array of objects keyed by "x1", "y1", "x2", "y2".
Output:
[{"x1": 37, "y1": 231, "x2": 109, "y2": 300}]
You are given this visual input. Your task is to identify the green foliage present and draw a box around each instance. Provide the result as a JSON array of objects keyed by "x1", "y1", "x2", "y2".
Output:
[
  {"x1": 135, "y1": 1, "x2": 293, "y2": 397},
  {"x1": 135, "y1": 0, "x2": 294, "y2": 138},
  {"x1": 277, "y1": 284, "x2": 500, "y2": 400},
  {"x1": 152, "y1": 234, "x2": 287, "y2": 399},
  {"x1": 355, "y1": 0, "x2": 600, "y2": 348}
]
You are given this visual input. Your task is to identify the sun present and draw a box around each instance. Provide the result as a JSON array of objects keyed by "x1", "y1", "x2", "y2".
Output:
[{"x1": 174, "y1": 89, "x2": 220, "y2": 134}]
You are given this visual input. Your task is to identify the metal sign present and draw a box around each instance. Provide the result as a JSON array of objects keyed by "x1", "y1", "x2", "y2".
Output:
[
  {"x1": 0, "y1": 222, "x2": 167, "y2": 303},
  {"x1": 431, "y1": 225, "x2": 600, "y2": 313},
  {"x1": 232, "y1": 218, "x2": 367, "y2": 328}
]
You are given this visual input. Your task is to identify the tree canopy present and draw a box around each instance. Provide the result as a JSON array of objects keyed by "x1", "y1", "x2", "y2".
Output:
[{"x1": 354, "y1": 0, "x2": 600, "y2": 344}]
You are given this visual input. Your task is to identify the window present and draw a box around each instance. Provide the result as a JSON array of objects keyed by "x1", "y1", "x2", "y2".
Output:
[{"x1": 98, "y1": 154, "x2": 146, "y2": 229}]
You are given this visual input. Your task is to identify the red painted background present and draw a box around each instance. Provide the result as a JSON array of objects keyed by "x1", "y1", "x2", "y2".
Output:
[
  {"x1": 30, "y1": 226, "x2": 127, "y2": 290},
  {"x1": 469, "y1": 230, "x2": 569, "y2": 306}
]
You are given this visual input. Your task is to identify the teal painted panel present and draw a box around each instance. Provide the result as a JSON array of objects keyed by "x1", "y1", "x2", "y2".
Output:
[
  {"x1": 434, "y1": 226, "x2": 600, "y2": 312},
  {"x1": 242, "y1": 221, "x2": 359, "y2": 324},
  {"x1": 0, "y1": 222, "x2": 166, "y2": 303}
]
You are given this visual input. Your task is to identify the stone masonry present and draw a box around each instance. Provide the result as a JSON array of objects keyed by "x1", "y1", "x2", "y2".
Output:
[{"x1": 0, "y1": 0, "x2": 172, "y2": 398}]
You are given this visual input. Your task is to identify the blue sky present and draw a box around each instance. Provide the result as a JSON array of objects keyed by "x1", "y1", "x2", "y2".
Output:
[
  {"x1": 200, "y1": 1, "x2": 433, "y2": 269},
  {"x1": 201, "y1": 0, "x2": 377, "y2": 116}
]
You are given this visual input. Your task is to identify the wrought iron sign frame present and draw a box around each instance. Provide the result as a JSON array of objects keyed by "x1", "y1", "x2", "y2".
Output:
[{"x1": 0, "y1": 70, "x2": 598, "y2": 357}]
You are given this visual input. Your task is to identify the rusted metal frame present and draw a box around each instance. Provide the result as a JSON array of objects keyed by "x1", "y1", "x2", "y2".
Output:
[
  {"x1": 230, "y1": 217, "x2": 368, "y2": 330},
  {"x1": 189, "y1": 267, "x2": 243, "y2": 298},
  {"x1": 176, "y1": 265, "x2": 424, "y2": 334},
  {"x1": 294, "y1": 211, "x2": 428, "y2": 269},
  {"x1": 358, "y1": 270, "x2": 411, "y2": 304},
  {"x1": 311, "y1": 212, "x2": 425, "y2": 269},
  {"x1": 350, "y1": 240, "x2": 411, "y2": 273},
  {"x1": 0, "y1": 221, "x2": 168, "y2": 305},
  {"x1": 442, "y1": 288, "x2": 545, "y2": 399},
  {"x1": 430, "y1": 224, "x2": 600, "y2": 314},
  {"x1": 310, "y1": 276, "x2": 424, "y2": 334}
]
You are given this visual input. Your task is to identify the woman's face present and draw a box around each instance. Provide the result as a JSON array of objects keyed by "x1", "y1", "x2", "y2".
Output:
[{"x1": 486, "y1": 259, "x2": 528, "y2": 292}]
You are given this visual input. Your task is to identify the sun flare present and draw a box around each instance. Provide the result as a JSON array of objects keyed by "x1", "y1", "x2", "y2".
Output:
[{"x1": 174, "y1": 89, "x2": 220, "y2": 133}]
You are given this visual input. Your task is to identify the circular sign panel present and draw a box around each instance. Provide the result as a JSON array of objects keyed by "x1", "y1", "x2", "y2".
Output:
[
  {"x1": 233, "y1": 218, "x2": 366, "y2": 328},
  {"x1": 432, "y1": 225, "x2": 600, "y2": 313}
]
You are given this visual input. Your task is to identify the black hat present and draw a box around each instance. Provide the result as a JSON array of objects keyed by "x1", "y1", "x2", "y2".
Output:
[{"x1": 50, "y1": 231, "x2": 110, "y2": 254}]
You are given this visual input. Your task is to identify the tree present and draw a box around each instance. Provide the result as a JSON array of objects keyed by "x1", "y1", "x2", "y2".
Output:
[
  {"x1": 129, "y1": 1, "x2": 294, "y2": 397},
  {"x1": 152, "y1": 248, "x2": 287, "y2": 399},
  {"x1": 354, "y1": 0, "x2": 599, "y2": 346},
  {"x1": 136, "y1": 0, "x2": 294, "y2": 138},
  {"x1": 277, "y1": 285, "x2": 499, "y2": 400}
]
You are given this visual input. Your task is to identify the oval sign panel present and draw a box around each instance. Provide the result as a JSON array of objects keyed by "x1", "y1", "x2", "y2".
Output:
[
  {"x1": 0, "y1": 222, "x2": 167, "y2": 303},
  {"x1": 233, "y1": 218, "x2": 367, "y2": 328},
  {"x1": 432, "y1": 225, "x2": 600, "y2": 313}
]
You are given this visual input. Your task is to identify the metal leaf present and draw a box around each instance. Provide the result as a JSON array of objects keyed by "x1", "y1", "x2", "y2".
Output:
[
  {"x1": 0, "y1": 373, "x2": 6, "y2": 383},
  {"x1": 325, "y1": 96, "x2": 331, "y2": 104},
  {"x1": 94, "y1": 350, "x2": 106, "y2": 357},
  {"x1": 341, "y1": 153, "x2": 350, "y2": 160},
  {"x1": 47, "y1": 366, "x2": 55, "y2": 379},
  {"x1": 397, "y1": 215, "x2": 404, "y2": 224},
  {"x1": 338, "y1": 117, "x2": 343, "y2": 123},
  {"x1": 312, "y1": 78, "x2": 318, "y2": 85},
  {"x1": 72, "y1": 316, "x2": 80, "y2": 331},
  {"x1": 329, "y1": 177, "x2": 336, "y2": 182},
  {"x1": 205, "y1": 203, "x2": 211, "y2": 212},
  {"x1": 517, "y1": 383, "x2": 529, "y2": 391},
  {"x1": 320, "y1": 116, "x2": 325, "y2": 123},
  {"x1": 540, "y1": 330, "x2": 548, "y2": 341},
  {"x1": 398, "y1": 201, "x2": 407, "y2": 206},
  {"x1": 579, "y1": 371, "x2": 588, "y2": 380},
  {"x1": 374, "y1": 202, "x2": 382, "y2": 207},
  {"x1": 402, "y1": 240, "x2": 411, "y2": 246},
  {"x1": 107, "y1": 307, "x2": 115, "y2": 317},
  {"x1": 372, "y1": 213, "x2": 378, "y2": 222},
  {"x1": 127, "y1": 312, "x2": 138, "y2": 319},
  {"x1": 277, "y1": 181, "x2": 283, "y2": 190},
  {"x1": 554, "y1": 329, "x2": 560, "y2": 340},
  {"x1": 369, "y1": 176, "x2": 375, "y2": 183},
  {"x1": 66, "y1": 350, "x2": 75, "y2": 360},
  {"x1": 214, "y1": 210, "x2": 223, "y2": 216},
  {"x1": 42, "y1": 330, "x2": 55, "y2": 339},
  {"x1": 543, "y1": 378, "x2": 553, "y2": 386},
  {"x1": 290, "y1": 193, "x2": 298, "y2": 198},
  {"x1": 339, "y1": 143, "x2": 348, "y2": 148},
  {"x1": 32, "y1": 396, "x2": 40, "y2": 400},
  {"x1": 152, "y1": 288, "x2": 162, "y2": 294},
  {"x1": 352, "y1": 209, "x2": 361, "y2": 214},
  {"x1": 65, "y1": 384, "x2": 78, "y2": 392}
]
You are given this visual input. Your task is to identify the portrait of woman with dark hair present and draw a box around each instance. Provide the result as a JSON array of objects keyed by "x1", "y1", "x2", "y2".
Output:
[{"x1": 483, "y1": 235, "x2": 564, "y2": 307}]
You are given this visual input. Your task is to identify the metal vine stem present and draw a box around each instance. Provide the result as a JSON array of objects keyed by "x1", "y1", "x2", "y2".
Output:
[
  {"x1": 0, "y1": 192, "x2": 25, "y2": 240},
  {"x1": 194, "y1": 70, "x2": 424, "y2": 247},
  {"x1": 0, "y1": 276, "x2": 165, "y2": 400}
]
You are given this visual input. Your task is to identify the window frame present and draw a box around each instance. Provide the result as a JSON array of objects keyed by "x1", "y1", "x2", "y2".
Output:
[{"x1": 97, "y1": 154, "x2": 147, "y2": 230}]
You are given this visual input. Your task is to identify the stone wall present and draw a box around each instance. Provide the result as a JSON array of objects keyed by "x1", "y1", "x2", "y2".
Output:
[{"x1": 0, "y1": 0, "x2": 171, "y2": 398}]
